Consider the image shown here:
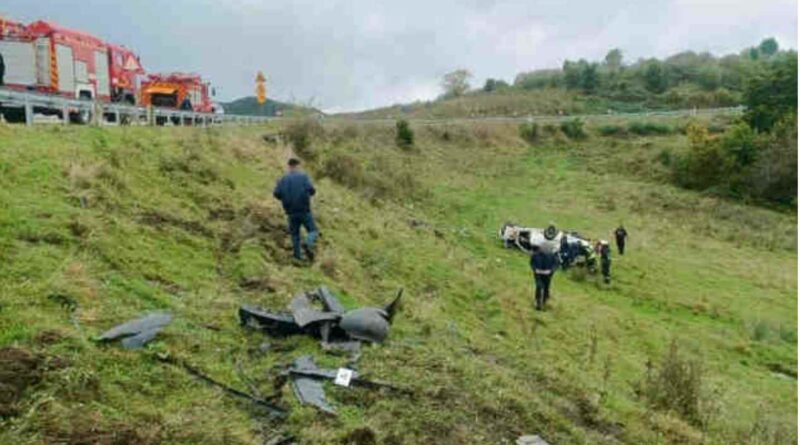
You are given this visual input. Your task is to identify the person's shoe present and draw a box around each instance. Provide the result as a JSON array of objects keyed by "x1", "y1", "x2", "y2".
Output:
[{"x1": 302, "y1": 243, "x2": 316, "y2": 262}]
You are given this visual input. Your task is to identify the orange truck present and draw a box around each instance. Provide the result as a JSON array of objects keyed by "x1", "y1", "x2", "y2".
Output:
[{"x1": 139, "y1": 72, "x2": 216, "y2": 113}]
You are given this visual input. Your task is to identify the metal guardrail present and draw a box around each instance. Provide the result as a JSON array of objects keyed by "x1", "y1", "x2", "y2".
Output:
[
  {"x1": 0, "y1": 88, "x2": 273, "y2": 126},
  {"x1": 0, "y1": 87, "x2": 745, "y2": 127},
  {"x1": 329, "y1": 106, "x2": 746, "y2": 126}
]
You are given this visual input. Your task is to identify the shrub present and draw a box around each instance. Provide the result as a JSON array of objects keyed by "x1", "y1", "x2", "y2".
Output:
[
  {"x1": 637, "y1": 340, "x2": 706, "y2": 426},
  {"x1": 627, "y1": 121, "x2": 673, "y2": 136},
  {"x1": 518, "y1": 122, "x2": 539, "y2": 144},
  {"x1": 542, "y1": 123, "x2": 560, "y2": 135},
  {"x1": 395, "y1": 120, "x2": 414, "y2": 149},
  {"x1": 598, "y1": 124, "x2": 627, "y2": 136},
  {"x1": 285, "y1": 118, "x2": 324, "y2": 160},
  {"x1": 319, "y1": 152, "x2": 364, "y2": 189},
  {"x1": 560, "y1": 118, "x2": 586, "y2": 140}
]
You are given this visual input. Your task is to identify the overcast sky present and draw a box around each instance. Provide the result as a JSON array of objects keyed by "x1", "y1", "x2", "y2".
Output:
[{"x1": 2, "y1": 1, "x2": 796, "y2": 111}]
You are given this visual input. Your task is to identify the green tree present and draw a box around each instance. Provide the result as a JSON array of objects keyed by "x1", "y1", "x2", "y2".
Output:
[
  {"x1": 563, "y1": 61, "x2": 582, "y2": 89},
  {"x1": 744, "y1": 53, "x2": 797, "y2": 132},
  {"x1": 604, "y1": 48, "x2": 623, "y2": 72},
  {"x1": 441, "y1": 69, "x2": 472, "y2": 98},
  {"x1": 758, "y1": 38, "x2": 779, "y2": 56},
  {"x1": 697, "y1": 65, "x2": 721, "y2": 91},
  {"x1": 482, "y1": 78, "x2": 509, "y2": 92},
  {"x1": 643, "y1": 60, "x2": 668, "y2": 93},
  {"x1": 580, "y1": 63, "x2": 600, "y2": 93}
]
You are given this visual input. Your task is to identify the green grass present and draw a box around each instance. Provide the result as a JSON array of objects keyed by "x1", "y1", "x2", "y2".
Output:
[{"x1": 0, "y1": 120, "x2": 795, "y2": 444}]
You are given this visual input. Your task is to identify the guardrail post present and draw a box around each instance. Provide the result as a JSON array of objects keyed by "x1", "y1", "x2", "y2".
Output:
[
  {"x1": 147, "y1": 106, "x2": 154, "y2": 126},
  {"x1": 91, "y1": 101, "x2": 101, "y2": 126},
  {"x1": 24, "y1": 95, "x2": 33, "y2": 126},
  {"x1": 62, "y1": 105, "x2": 69, "y2": 125}
]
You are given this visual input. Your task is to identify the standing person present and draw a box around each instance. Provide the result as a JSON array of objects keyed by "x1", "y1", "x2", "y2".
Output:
[
  {"x1": 273, "y1": 158, "x2": 318, "y2": 262},
  {"x1": 614, "y1": 225, "x2": 628, "y2": 255},
  {"x1": 530, "y1": 245, "x2": 557, "y2": 311},
  {"x1": 0, "y1": 53, "x2": 5, "y2": 86},
  {"x1": 600, "y1": 241, "x2": 612, "y2": 284}
]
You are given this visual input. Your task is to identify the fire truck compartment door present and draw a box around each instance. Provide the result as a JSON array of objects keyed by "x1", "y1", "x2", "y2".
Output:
[
  {"x1": 56, "y1": 44, "x2": 75, "y2": 93},
  {"x1": 94, "y1": 50, "x2": 110, "y2": 96},
  {"x1": 0, "y1": 40, "x2": 37, "y2": 85},
  {"x1": 35, "y1": 38, "x2": 51, "y2": 86}
]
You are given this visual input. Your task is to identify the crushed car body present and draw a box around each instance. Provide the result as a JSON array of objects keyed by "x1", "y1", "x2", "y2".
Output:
[{"x1": 499, "y1": 223, "x2": 600, "y2": 270}]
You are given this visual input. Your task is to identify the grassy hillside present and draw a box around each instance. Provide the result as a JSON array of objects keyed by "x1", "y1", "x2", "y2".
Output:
[
  {"x1": 222, "y1": 96, "x2": 320, "y2": 117},
  {"x1": 0, "y1": 119, "x2": 795, "y2": 444}
]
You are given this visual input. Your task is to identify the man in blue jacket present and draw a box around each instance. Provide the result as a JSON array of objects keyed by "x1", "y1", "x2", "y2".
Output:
[
  {"x1": 273, "y1": 158, "x2": 318, "y2": 262},
  {"x1": 530, "y1": 244, "x2": 557, "y2": 311}
]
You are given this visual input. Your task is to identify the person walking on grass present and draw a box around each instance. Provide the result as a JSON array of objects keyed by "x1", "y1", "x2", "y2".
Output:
[
  {"x1": 530, "y1": 244, "x2": 557, "y2": 311},
  {"x1": 614, "y1": 225, "x2": 628, "y2": 255},
  {"x1": 599, "y1": 241, "x2": 612, "y2": 284},
  {"x1": 273, "y1": 158, "x2": 318, "y2": 262}
]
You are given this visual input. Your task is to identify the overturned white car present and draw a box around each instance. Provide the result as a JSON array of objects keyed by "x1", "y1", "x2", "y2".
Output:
[{"x1": 499, "y1": 223, "x2": 598, "y2": 271}]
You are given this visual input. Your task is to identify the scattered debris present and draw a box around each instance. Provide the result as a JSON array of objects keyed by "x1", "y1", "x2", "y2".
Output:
[
  {"x1": 157, "y1": 354, "x2": 286, "y2": 418},
  {"x1": 517, "y1": 435, "x2": 550, "y2": 445},
  {"x1": 280, "y1": 355, "x2": 413, "y2": 415},
  {"x1": 264, "y1": 435, "x2": 296, "y2": 445},
  {"x1": 97, "y1": 312, "x2": 172, "y2": 349},
  {"x1": 240, "y1": 287, "x2": 402, "y2": 350},
  {"x1": 289, "y1": 356, "x2": 337, "y2": 415}
]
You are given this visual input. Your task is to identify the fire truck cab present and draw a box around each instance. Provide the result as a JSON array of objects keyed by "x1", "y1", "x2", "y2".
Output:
[{"x1": 140, "y1": 73, "x2": 215, "y2": 113}]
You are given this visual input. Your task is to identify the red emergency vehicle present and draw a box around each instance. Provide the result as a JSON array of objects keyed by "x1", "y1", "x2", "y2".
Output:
[
  {"x1": 0, "y1": 18, "x2": 144, "y2": 104},
  {"x1": 140, "y1": 73, "x2": 216, "y2": 113}
]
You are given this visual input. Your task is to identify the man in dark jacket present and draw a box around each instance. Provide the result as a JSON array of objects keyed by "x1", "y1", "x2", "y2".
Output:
[
  {"x1": 614, "y1": 225, "x2": 627, "y2": 255},
  {"x1": 273, "y1": 158, "x2": 318, "y2": 261},
  {"x1": 530, "y1": 245, "x2": 557, "y2": 311},
  {"x1": 600, "y1": 241, "x2": 611, "y2": 284}
]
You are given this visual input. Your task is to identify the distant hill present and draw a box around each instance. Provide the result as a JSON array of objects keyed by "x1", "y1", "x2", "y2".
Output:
[{"x1": 220, "y1": 96, "x2": 320, "y2": 117}]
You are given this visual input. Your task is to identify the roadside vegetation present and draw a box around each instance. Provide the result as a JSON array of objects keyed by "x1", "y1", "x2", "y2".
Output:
[
  {"x1": 0, "y1": 112, "x2": 794, "y2": 444},
  {"x1": 342, "y1": 38, "x2": 793, "y2": 119}
]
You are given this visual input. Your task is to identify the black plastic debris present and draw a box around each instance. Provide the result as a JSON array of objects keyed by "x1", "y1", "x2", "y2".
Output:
[
  {"x1": 239, "y1": 287, "x2": 402, "y2": 348},
  {"x1": 289, "y1": 356, "x2": 338, "y2": 414},
  {"x1": 97, "y1": 312, "x2": 172, "y2": 349},
  {"x1": 281, "y1": 355, "x2": 413, "y2": 415},
  {"x1": 157, "y1": 354, "x2": 286, "y2": 418}
]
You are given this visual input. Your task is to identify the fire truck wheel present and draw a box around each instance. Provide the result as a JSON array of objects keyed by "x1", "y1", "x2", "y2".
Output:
[{"x1": 70, "y1": 110, "x2": 92, "y2": 125}]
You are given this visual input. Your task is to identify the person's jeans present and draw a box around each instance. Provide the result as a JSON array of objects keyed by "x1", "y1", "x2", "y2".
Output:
[
  {"x1": 534, "y1": 273, "x2": 552, "y2": 309},
  {"x1": 288, "y1": 212, "x2": 318, "y2": 259}
]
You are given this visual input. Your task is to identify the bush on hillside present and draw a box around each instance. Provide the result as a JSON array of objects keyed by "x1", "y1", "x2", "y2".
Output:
[
  {"x1": 560, "y1": 118, "x2": 586, "y2": 140},
  {"x1": 637, "y1": 341, "x2": 708, "y2": 427},
  {"x1": 318, "y1": 149, "x2": 427, "y2": 203},
  {"x1": 518, "y1": 122, "x2": 539, "y2": 144},
  {"x1": 396, "y1": 120, "x2": 414, "y2": 149},
  {"x1": 670, "y1": 117, "x2": 797, "y2": 205},
  {"x1": 285, "y1": 118, "x2": 324, "y2": 160},
  {"x1": 597, "y1": 124, "x2": 627, "y2": 136},
  {"x1": 627, "y1": 121, "x2": 673, "y2": 136}
]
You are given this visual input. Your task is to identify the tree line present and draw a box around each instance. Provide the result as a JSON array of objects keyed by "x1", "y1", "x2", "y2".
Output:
[{"x1": 442, "y1": 38, "x2": 793, "y2": 110}]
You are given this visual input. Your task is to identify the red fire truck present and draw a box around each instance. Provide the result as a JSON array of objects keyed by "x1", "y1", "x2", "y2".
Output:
[
  {"x1": 140, "y1": 73, "x2": 216, "y2": 113},
  {"x1": 0, "y1": 17, "x2": 144, "y2": 121}
]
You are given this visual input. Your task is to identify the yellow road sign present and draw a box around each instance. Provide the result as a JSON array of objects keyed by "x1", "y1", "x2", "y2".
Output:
[{"x1": 256, "y1": 71, "x2": 267, "y2": 104}]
